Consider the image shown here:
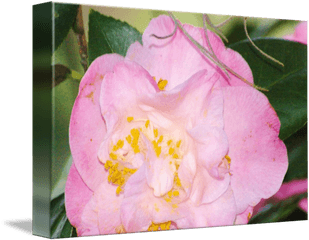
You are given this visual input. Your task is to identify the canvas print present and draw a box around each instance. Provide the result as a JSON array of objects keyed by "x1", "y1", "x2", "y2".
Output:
[{"x1": 34, "y1": 2, "x2": 307, "y2": 238}]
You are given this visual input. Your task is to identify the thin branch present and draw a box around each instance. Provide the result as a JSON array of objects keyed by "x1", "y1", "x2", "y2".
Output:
[
  {"x1": 73, "y1": 5, "x2": 88, "y2": 73},
  {"x1": 244, "y1": 17, "x2": 284, "y2": 67},
  {"x1": 215, "y1": 16, "x2": 234, "y2": 28},
  {"x1": 204, "y1": 14, "x2": 228, "y2": 43}
]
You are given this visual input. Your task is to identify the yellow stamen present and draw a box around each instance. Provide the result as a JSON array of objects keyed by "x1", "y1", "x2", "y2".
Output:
[
  {"x1": 172, "y1": 204, "x2": 178, "y2": 209},
  {"x1": 167, "y1": 190, "x2": 173, "y2": 198},
  {"x1": 109, "y1": 152, "x2": 118, "y2": 160},
  {"x1": 174, "y1": 173, "x2": 182, "y2": 187},
  {"x1": 125, "y1": 135, "x2": 132, "y2": 144},
  {"x1": 176, "y1": 140, "x2": 182, "y2": 148},
  {"x1": 167, "y1": 140, "x2": 172, "y2": 146},
  {"x1": 173, "y1": 190, "x2": 179, "y2": 197},
  {"x1": 158, "y1": 135, "x2": 163, "y2": 143},
  {"x1": 173, "y1": 153, "x2": 179, "y2": 159},
  {"x1": 153, "y1": 128, "x2": 158, "y2": 138},
  {"x1": 169, "y1": 147, "x2": 175, "y2": 155},
  {"x1": 165, "y1": 198, "x2": 171, "y2": 202},
  {"x1": 116, "y1": 186, "x2": 122, "y2": 195},
  {"x1": 145, "y1": 120, "x2": 150, "y2": 128},
  {"x1": 127, "y1": 116, "x2": 134, "y2": 122},
  {"x1": 104, "y1": 160, "x2": 113, "y2": 170},
  {"x1": 225, "y1": 155, "x2": 231, "y2": 164},
  {"x1": 158, "y1": 79, "x2": 168, "y2": 91}
]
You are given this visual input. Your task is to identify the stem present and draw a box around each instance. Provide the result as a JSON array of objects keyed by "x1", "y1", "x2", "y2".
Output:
[
  {"x1": 204, "y1": 14, "x2": 228, "y2": 43},
  {"x1": 244, "y1": 17, "x2": 284, "y2": 67},
  {"x1": 215, "y1": 16, "x2": 234, "y2": 28},
  {"x1": 73, "y1": 5, "x2": 88, "y2": 73}
]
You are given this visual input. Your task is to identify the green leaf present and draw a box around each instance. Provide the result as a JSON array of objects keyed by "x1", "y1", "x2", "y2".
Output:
[
  {"x1": 51, "y1": 194, "x2": 77, "y2": 238},
  {"x1": 229, "y1": 39, "x2": 307, "y2": 140},
  {"x1": 88, "y1": 9, "x2": 142, "y2": 65},
  {"x1": 54, "y1": 3, "x2": 79, "y2": 52},
  {"x1": 52, "y1": 78, "x2": 79, "y2": 198},
  {"x1": 248, "y1": 193, "x2": 307, "y2": 224},
  {"x1": 283, "y1": 124, "x2": 307, "y2": 182},
  {"x1": 53, "y1": 29, "x2": 85, "y2": 75}
]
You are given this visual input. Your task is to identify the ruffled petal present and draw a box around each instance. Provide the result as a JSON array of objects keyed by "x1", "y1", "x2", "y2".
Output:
[
  {"x1": 78, "y1": 197, "x2": 100, "y2": 236},
  {"x1": 65, "y1": 163, "x2": 93, "y2": 232},
  {"x1": 126, "y1": 15, "x2": 253, "y2": 90},
  {"x1": 99, "y1": 60, "x2": 159, "y2": 125},
  {"x1": 190, "y1": 166, "x2": 230, "y2": 206},
  {"x1": 176, "y1": 186, "x2": 237, "y2": 228},
  {"x1": 223, "y1": 86, "x2": 288, "y2": 214},
  {"x1": 234, "y1": 206, "x2": 254, "y2": 225},
  {"x1": 69, "y1": 54, "x2": 124, "y2": 191},
  {"x1": 121, "y1": 164, "x2": 184, "y2": 232}
]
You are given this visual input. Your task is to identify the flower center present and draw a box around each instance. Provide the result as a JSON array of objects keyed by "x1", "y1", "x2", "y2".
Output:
[{"x1": 104, "y1": 115, "x2": 185, "y2": 195}]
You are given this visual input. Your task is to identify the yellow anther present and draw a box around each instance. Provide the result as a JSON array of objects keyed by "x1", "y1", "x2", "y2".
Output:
[
  {"x1": 116, "y1": 186, "x2": 122, "y2": 195},
  {"x1": 166, "y1": 221, "x2": 171, "y2": 230},
  {"x1": 157, "y1": 135, "x2": 163, "y2": 143},
  {"x1": 172, "y1": 204, "x2": 178, "y2": 209},
  {"x1": 130, "y1": 128, "x2": 140, "y2": 138},
  {"x1": 158, "y1": 79, "x2": 168, "y2": 91},
  {"x1": 225, "y1": 155, "x2": 231, "y2": 164},
  {"x1": 173, "y1": 153, "x2": 179, "y2": 159},
  {"x1": 173, "y1": 190, "x2": 179, "y2": 197},
  {"x1": 174, "y1": 173, "x2": 182, "y2": 187},
  {"x1": 167, "y1": 190, "x2": 173, "y2": 198},
  {"x1": 104, "y1": 160, "x2": 113, "y2": 170},
  {"x1": 109, "y1": 152, "x2": 118, "y2": 160},
  {"x1": 153, "y1": 76, "x2": 156, "y2": 81},
  {"x1": 160, "y1": 223, "x2": 167, "y2": 230},
  {"x1": 169, "y1": 147, "x2": 175, "y2": 155},
  {"x1": 175, "y1": 163, "x2": 180, "y2": 170},
  {"x1": 167, "y1": 140, "x2": 172, "y2": 146},
  {"x1": 125, "y1": 135, "x2": 132, "y2": 144},
  {"x1": 116, "y1": 139, "x2": 124, "y2": 148},
  {"x1": 153, "y1": 128, "x2": 158, "y2": 138},
  {"x1": 176, "y1": 140, "x2": 182, "y2": 148},
  {"x1": 145, "y1": 120, "x2": 150, "y2": 128},
  {"x1": 165, "y1": 198, "x2": 171, "y2": 202},
  {"x1": 127, "y1": 116, "x2": 134, "y2": 122},
  {"x1": 112, "y1": 145, "x2": 118, "y2": 151},
  {"x1": 152, "y1": 140, "x2": 161, "y2": 157}
]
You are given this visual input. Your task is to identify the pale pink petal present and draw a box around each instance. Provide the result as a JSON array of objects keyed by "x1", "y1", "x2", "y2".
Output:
[
  {"x1": 299, "y1": 198, "x2": 308, "y2": 212},
  {"x1": 126, "y1": 15, "x2": 253, "y2": 90},
  {"x1": 188, "y1": 124, "x2": 229, "y2": 179},
  {"x1": 190, "y1": 166, "x2": 230, "y2": 206},
  {"x1": 234, "y1": 206, "x2": 254, "y2": 225},
  {"x1": 95, "y1": 183, "x2": 124, "y2": 234},
  {"x1": 223, "y1": 86, "x2": 288, "y2": 214},
  {"x1": 69, "y1": 54, "x2": 124, "y2": 191},
  {"x1": 141, "y1": 69, "x2": 224, "y2": 129},
  {"x1": 65, "y1": 163, "x2": 93, "y2": 232},
  {"x1": 176, "y1": 186, "x2": 237, "y2": 228},
  {"x1": 99, "y1": 60, "x2": 158, "y2": 125},
  {"x1": 121, "y1": 164, "x2": 185, "y2": 232},
  {"x1": 78, "y1": 197, "x2": 100, "y2": 236},
  {"x1": 284, "y1": 22, "x2": 307, "y2": 45},
  {"x1": 178, "y1": 151, "x2": 196, "y2": 195}
]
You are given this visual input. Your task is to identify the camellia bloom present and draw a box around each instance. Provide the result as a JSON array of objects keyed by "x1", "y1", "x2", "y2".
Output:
[{"x1": 65, "y1": 15, "x2": 288, "y2": 236}]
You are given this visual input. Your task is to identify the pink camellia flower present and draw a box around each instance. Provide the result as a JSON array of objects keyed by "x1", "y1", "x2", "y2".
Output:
[
  {"x1": 284, "y1": 21, "x2": 307, "y2": 45},
  {"x1": 65, "y1": 15, "x2": 288, "y2": 236}
]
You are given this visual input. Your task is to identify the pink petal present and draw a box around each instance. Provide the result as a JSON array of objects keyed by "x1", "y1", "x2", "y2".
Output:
[
  {"x1": 95, "y1": 183, "x2": 124, "y2": 234},
  {"x1": 65, "y1": 163, "x2": 93, "y2": 233},
  {"x1": 69, "y1": 54, "x2": 124, "y2": 191},
  {"x1": 284, "y1": 22, "x2": 307, "y2": 45},
  {"x1": 299, "y1": 198, "x2": 308, "y2": 212},
  {"x1": 176, "y1": 186, "x2": 237, "y2": 228},
  {"x1": 234, "y1": 206, "x2": 254, "y2": 225},
  {"x1": 121, "y1": 164, "x2": 184, "y2": 232},
  {"x1": 190, "y1": 165, "x2": 230, "y2": 205},
  {"x1": 126, "y1": 15, "x2": 253, "y2": 90},
  {"x1": 178, "y1": 151, "x2": 196, "y2": 195},
  {"x1": 223, "y1": 86, "x2": 288, "y2": 214},
  {"x1": 78, "y1": 197, "x2": 100, "y2": 236},
  {"x1": 99, "y1": 60, "x2": 158, "y2": 125}
]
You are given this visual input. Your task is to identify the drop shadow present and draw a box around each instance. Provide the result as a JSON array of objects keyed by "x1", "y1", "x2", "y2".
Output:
[{"x1": 4, "y1": 219, "x2": 32, "y2": 235}]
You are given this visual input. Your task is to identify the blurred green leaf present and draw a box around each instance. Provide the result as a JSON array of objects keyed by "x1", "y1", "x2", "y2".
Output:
[
  {"x1": 88, "y1": 9, "x2": 142, "y2": 65},
  {"x1": 52, "y1": 78, "x2": 79, "y2": 198},
  {"x1": 284, "y1": 124, "x2": 307, "y2": 182},
  {"x1": 249, "y1": 193, "x2": 307, "y2": 224},
  {"x1": 229, "y1": 39, "x2": 307, "y2": 140},
  {"x1": 53, "y1": 29, "x2": 85, "y2": 75},
  {"x1": 51, "y1": 194, "x2": 77, "y2": 238},
  {"x1": 54, "y1": 3, "x2": 79, "y2": 52}
]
